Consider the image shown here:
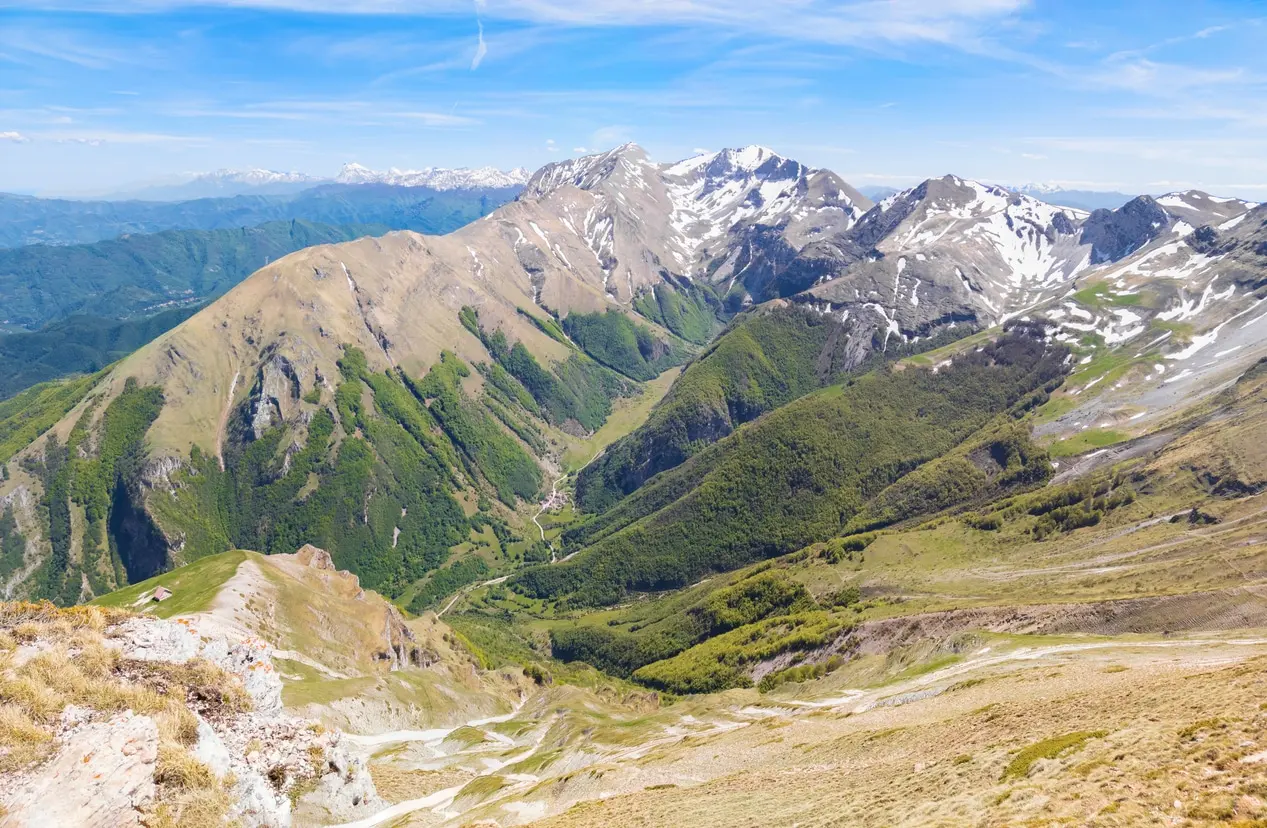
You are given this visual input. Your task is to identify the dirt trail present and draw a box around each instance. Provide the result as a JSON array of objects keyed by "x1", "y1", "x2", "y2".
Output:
[
  {"x1": 334, "y1": 705, "x2": 542, "y2": 828},
  {"x1": 347, "y1": 632, "x2": 1267, "y2": 828},
  {"x1": 532, "y1": 470, "x2": 566, "y2": 546},
  {"x1": 437, "y1": 575, "x2": 509, "y2": 618}
]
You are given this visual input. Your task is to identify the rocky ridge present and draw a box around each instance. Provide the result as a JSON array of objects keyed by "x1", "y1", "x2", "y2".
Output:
[{"x1": 0, "y1": 598, "x2": 381, "y2": 827}]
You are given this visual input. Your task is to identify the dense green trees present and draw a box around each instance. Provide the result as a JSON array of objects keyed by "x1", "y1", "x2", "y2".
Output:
[
  {"x1": 14, "y1": 379, "x2": 165, "y2": 603},
  {"x1": 517, "y1": 331, "x2": 1069, "y2": 606},
  {"x1": 631, "y1": 281, "x2": 721, "y2": 344},
  {"x1": 550, "y1": 568, "x2": 815, "y2": 678},
  {"x1": 461, "y1": 307, "x2": 632, "y2": 433},
  {"x1": 407, "y1": 556, "x2": 491, "y2": 614},
  {"x1": 631, "y1": 611, "x2": 850, "y2": 694},
  {"x1": 561, "y1": 309, "x2": 685, "y2": 381},
  {"x1": 0, "y1": 373, "x2": 105, "y2": 463},
  {"x1": 575, "y1": 305, "x2": 857, "y2": 512},
  {"x1": 410, "y1": 352, "x2": 542, "y2": 505}
]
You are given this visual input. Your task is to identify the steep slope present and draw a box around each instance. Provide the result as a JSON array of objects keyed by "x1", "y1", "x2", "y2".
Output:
[
  {"x1": 575, "y1": 178, "x2": 1095, "y2": 510},
  {"x1": 0, "y1": 144, "x2": 864, "y2": 604},
  {"x1": 513, "y1": 144, "x2": 871, "y2": 313},
  {"x1": 0, "y1": 544, "x2": 535, "y2": 827},
  {"x1": 789, "y1": 176, "x2": 1089, "y2": 335},
  {"x1": 1032, "y1": 200, "x2": 1267, "y2": 446},
  {"x1": 575, "y1": 303, "x2": 923, "y2": 512}
]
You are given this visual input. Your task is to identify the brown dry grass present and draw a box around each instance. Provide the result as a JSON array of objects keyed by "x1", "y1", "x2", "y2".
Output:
[
  {"x1": 529, "y1": 644, "x2": 1267, "y2": 828},
  {"x1": 0, "y1": 704, "x2": 53, "y2": 773},
  {"x1": 144, "y1": 785, "x2": 233, "y2": 828},
  {"x1": 0, "y1": 599, "x2": 241, "y2": 828},
  {"x1": 370, "y1": 764, "x2": 474, "y2": 803}
]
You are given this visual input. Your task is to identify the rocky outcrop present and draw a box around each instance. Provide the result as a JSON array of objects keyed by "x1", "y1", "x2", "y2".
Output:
[
  {"x1": 250, "y1": 353, "x2": 301, "y2": 440},
  {"x1": 1081, "y1": 195, "x2": 1170, "y2": 264},
  {"x1": 102, "y1": 613, "x2": 383, "y2": 826},
  {"x1": 3, "y1": 711, "x2": 159, "y2": 827}
]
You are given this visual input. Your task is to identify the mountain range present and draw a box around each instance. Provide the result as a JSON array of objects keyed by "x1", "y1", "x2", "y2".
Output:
[
  {"x1": 5, "y1": 142, "x2": 1267, "y2": 826},
  {"x1": 91, "y1": 163, "x2": 533, "y2": 202},
  {"x1": 0, "y1": 178, "x2": 523, "y2": 249},
  {"x1": 0, "y1": 141, "x2": 1261, "y2": 601}
]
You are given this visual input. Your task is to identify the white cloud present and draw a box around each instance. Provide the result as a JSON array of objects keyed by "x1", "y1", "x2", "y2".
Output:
[
  {"x1": 471, "y1": 20, "x2": 487, "y2": 69},
  {"x1": 46, "y1": 130, "x2": 207, "y2": 145},
  {"x1": 0, "y1": 131, "x2": 30, "y2": 143},
  {"x1": 1020, "y1": 152, "x2": 1046, "y2": 160},
  {"x1": 170, "y1": 100, "x2": 479, "y2": 126},
  {"x1": 572, "y1": 146, "x2": 589, "y2": 153}
]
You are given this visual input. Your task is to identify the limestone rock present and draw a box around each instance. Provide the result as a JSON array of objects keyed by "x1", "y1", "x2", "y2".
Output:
[{"x1": 2, "y1": 712, "x2": 158, "y2": 828}]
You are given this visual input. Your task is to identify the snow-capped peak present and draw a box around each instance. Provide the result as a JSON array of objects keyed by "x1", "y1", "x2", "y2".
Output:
[
  {"x1": 334, "y1": 162, "x2": 530, "y2": 190},
  {"x1": 1014, "y1": 182, "x2": 1065, "y2": 195},
  {"x1": 721, "y1": 145, "x2": 782, "y2": 171},
  {"x1": 193, "y1": 168, "x2": 319, "y2": 185}
]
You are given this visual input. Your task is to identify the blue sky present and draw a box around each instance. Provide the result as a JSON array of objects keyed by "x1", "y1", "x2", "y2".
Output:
[{"x1": 1, "y1": 0, "x2": 1266, "y2": 198}]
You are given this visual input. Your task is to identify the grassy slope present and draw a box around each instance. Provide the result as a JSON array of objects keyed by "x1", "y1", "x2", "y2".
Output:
[
  {"x1": 560, "y1": 367, "x2": 680, "y2": 471},
  {"x1": 91, "y1": 549, "x2": 247, "y2": 618},
  {"x1": 0, "y1": 372, "x2": 105, "y2": 464}
]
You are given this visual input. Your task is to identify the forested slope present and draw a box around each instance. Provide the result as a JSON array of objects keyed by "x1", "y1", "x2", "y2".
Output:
[{"x1": 515, "y1": 329, "x2": 1068, "y2": 605}]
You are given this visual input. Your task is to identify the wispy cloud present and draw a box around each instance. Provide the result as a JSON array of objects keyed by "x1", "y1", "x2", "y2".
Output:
[
  {"x1": 472, "y1": 21, "x2": 487, "y2": 69},
  {"x1": 0, "y1": 24, "x2": 153, "y2": 69},
  {"x1": 169, "y1": 99, "x2": 479, "y2": 126},
  {"x1": 42, "y1": 130, "x2": 207, "y2": 145},
  {"x1": 6, "y1": 0, "x2": 1031, "y2": 50},
  {"x1": 0, "y1": 130, "x2": 30, "y2": 143}
]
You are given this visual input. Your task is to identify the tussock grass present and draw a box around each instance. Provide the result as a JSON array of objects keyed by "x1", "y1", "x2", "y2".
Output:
[
  {"x1": 144, "y1": 785, "x2": 233, "y2": 828},
  {"x1": 0, "y1": 704, "x2": 53, "y2": 772},
  {"x1": 0, "y1": 597, "x2": 248, "y2": 818},
  {"x1": 370, "y1": 765, "x2": 473, "y2": 803}
]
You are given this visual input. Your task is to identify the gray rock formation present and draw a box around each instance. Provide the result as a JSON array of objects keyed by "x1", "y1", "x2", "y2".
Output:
[{"x1": 3, "y1": 712, "x2": 159, "y2": 828}]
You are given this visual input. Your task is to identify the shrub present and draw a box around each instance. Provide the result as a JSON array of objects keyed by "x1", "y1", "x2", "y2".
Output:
[
  {"x1": 1001, "y1": 731, "x2": 1107, "y2": 781},
  {"x1": 631, "y1": 612, "x2": 851, "y2": 694}
]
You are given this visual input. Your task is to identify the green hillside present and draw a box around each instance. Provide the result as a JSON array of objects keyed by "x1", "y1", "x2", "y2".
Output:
[
  {"x1": 0, "y1": 219, "x2": 391, "y2": 332},
  {"x1": 514, "y1": 330, "x2": 1069, "y2": 606},
  {"x1": 575, "y1": 305, "x2": 972, "y2": 513},
  {"x1": 0, "y1": 307, "x2": 201, "y2": 400},
  {"x1": 574, "y1": 306, "x2": 856, "y2": 512}
]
